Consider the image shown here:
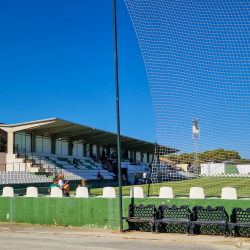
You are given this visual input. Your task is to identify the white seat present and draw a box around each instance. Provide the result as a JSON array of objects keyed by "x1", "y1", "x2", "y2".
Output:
[
  {"x1": 130, "y1": 187, "x2": 146, "y2": 198},
  {"x1": 25, "y1": 187, "x2": 38, "y2": 197},
  {"x1": 2, "y1": 187, "x2": 14, "y2": 197},
  {"x1": 76, "y1": 187, "x2": 89, "y2": 198},
  {"x1": 159, "y1": 187, "x2": 174, "y2": 198},
  {"x1": 51, "y1": 187, "x2": 63, "y2": 197},
  {"x1": 221, "y1": 187, "x2": 237, "y2": 200},
  {"x1": 190, "y1": 187, "x2": 205, "y2": 199},
  {"x1": 102, "y1": 187, "x2": 117, "y2": 198}
]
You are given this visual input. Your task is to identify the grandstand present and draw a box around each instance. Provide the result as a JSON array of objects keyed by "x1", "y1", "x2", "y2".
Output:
[{"x1": 0, "y1": 118, "x2": 178, "y2": 187}]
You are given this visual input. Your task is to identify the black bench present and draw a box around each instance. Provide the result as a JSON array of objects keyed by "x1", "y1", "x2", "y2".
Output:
[
  {"x1": 155, "y1": 205, "x2": 190, "y2": 234},
  {"x1": 190, "y1": 206, "x2": 227, "y2": 237},
  {"x1": 124, "y1": 204, "x2": 157, "y2": 233},
  {"x1": 229, "y1": 207, "x2": 250, "y2": 237}
]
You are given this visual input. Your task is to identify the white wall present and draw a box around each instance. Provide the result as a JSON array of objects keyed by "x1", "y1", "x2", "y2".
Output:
[
  {"x1": 43, "y1": 137, "x2": 51, "y2": 154},
  {"x1": 73, "y1": 142, "x2": 83, "y2": 157},
  {"x1": 93, "y1": 145, "x2": 97, "y2": 155},
  {"x1": 36, "y1": 136, "x2": 51, "y2": 154},
  {"x1": 143, "y1": 152, "x2": 147, "y2": 163},
  {"x1": 56, "y1": 139, "x2": 69, "y2": 156},
  {"x1": 87, "y1": 144, "x2": 90, "y2": 157},
  {"x1": 149, "y1": 153, "x2": 153, "y2": 163},
  {"x1": 136, "y1": 152, "x2": 141, "y2": 161},
  {"x1": 237, "y1": 165, "x2": 250, "y2": 174},
  {"x1": 36, "y1": 137, "x2": 43, "y2": 153},
  {"x1": 62, "y1": 140, "x2": 68, "y2": 155},
  {"x1": 26, "y1": 134, "x2": 31, "y2": 153},
  {"x1": 201, "y1": 163, "x2": 225, "y2": 175}
]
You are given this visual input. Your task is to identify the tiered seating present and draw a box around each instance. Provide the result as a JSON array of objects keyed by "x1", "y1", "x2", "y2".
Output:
[
  {"x1": 0, "y1": 171, "x2": 52, "y2": 185},
  {"x1": 59, "y1": 169, "x2": 115, "y2": 180},
  {"x1": 27, "y1": 153, "x2": 115, "y2": 181}
]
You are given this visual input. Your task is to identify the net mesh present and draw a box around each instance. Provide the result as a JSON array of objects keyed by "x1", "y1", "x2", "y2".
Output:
[{"x1": 124, "y1": 0, "x2": 250, "y2": 196}]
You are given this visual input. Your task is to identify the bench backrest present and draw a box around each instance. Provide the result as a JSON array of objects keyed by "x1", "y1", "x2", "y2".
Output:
[
  {"x1": 2, "y1": 187, "x2": 14, "y2": 197},
  {"x1": 130, "y1": 187, "x2": 144, "y2": 198},
  {"x1": 190, "y1": 187, "x2": 205, "y2": 199},
  {"x1": 51, "y1": 187, "x2": 63, "y2": 197},
  {"x1": 76, "y1": 187, "x2": 89, "y2": 198},
  {"x1": 103, "y1": 187, "x2": 116, "y2": 198},
  {"x1": 221, "y1": 187, "x2": 237, "y2": 200},
  {"x1": 159, "y1": 187, "x2": 174, "y2": 198},
  {"x1": 192, "y1": 206, "x2": 226, "y2": 222},
  {"x1": 230, "y1": 207, "x2": 250, "y2": 223},
  {"x1": 128, "y1": 204, "x2": 156, "y2": 219},
  {"x1": 158, "y1": 205, "x2": 190, "y2": 220},
  {"x1": 26, "y1": 187, "x2": 38, "y2": 197}
]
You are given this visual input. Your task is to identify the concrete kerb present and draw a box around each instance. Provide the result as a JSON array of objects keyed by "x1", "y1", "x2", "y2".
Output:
[{"x1": 0, "y1": 222, "x2": 250, "y2": 248}]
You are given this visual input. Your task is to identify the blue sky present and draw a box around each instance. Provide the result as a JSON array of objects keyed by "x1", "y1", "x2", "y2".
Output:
[
  {"x1": 125, "y1": 0, "x2": 250, "y2": 159},
  {"x1": 0, "y1": 0, "x2": 156, "y2": 143},
  {"x1": 2, "y1": 0, "x2": 250, "y2": 159}
]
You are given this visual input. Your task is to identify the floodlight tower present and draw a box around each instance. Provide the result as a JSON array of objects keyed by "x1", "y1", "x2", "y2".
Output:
[{"x1": 192, "y1": 118, "x2": 200, "y2": 166}]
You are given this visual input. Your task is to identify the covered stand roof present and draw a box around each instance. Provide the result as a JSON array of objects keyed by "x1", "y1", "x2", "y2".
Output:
[{"x1": 0, "y1": 118, "x2": 179, "y2": 154}]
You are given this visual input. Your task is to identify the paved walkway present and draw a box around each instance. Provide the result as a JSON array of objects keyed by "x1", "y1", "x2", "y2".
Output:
[{"x1": 0, "y1": 223, "x2": 250, "y2": 249}]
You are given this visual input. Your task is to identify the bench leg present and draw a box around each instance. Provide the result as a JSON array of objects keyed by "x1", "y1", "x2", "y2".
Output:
[
  {"x1": 155, "y1": 221, "x2": 161, "y2": 234},
  {"x1": 149, "y1": 222, "x2": 154, "y2": 233},
  {"x1": 190, "y1": 223, "x2": 195, "y2": 236},
  {"x1": 128, "y1": 222, "x2": 133, "y2": 231},
  {"x1": 221, "y1": 224, "x2": 226, "y2": 238},
  {"x1": 184, "y1": 223, "x2": 189, "y2": 235},
  {"x1": 228, "y1": 224, "x2": 235, "y2": 237}
]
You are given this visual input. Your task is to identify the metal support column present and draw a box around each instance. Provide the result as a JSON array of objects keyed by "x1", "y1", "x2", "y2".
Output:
[{"x1": 113, "y1": 0, "x2": 123, "y2": 232}]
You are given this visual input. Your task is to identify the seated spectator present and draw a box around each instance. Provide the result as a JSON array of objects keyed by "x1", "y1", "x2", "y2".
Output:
[
  {"x1": 97, "y1": 171, "x2": 104, "y2": 180},
  {"x1": 78, "y1": 179, "x2": 91, "y2": 195},
  {"x1": 48, "y1": 177, "x2": 69, "y2": 196},
  {"x1": 58, "y1": 174, "x2": 70, "y2": 196},
  {"x1": 104, "y1": 161, "x2": 111, "y2": 171},
  {"x1": 73, "y1": 158, "x2": 79, "y2": 165},
  {"x1": 93, "y1": 154, "x2": 97, "y2": 162}
]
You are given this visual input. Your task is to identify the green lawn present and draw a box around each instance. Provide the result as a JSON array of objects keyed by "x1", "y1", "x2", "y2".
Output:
[{"x1": 74, "y1": 177, "x2": 250, "y2": 197}]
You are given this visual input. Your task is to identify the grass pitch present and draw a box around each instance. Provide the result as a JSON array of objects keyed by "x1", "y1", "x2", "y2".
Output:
[{"x1": 89, "y1": 177, "x2": 250, "y2": 197}]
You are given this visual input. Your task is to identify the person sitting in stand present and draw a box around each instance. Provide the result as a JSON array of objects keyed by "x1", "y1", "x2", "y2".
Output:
[
  {"x1": 93, "y1": 154, "x2": 97, "y2": 162},
  {"x1": 78, "y1": 179, "x2": 91, "y2": 195},
  {"x1": 58, "y1": 174, "x2": 70, "y2": 196},
  {"x1": 97, "y1": 171, "x2": 104, "y2": 180},
  {"x1": 48, "y1": 177, "x2": 69, "y2": 196},
  {"x1": 73, "y1": 158, "x2": 79, "y2": 165},
  {"x1": 103, "y1": 161, "x2": 110, "y2": 171}
]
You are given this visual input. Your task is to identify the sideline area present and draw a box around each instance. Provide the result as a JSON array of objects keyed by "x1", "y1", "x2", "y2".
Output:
[{"x1": 0, "y1": 222, "x2": 250, "y2": 249}]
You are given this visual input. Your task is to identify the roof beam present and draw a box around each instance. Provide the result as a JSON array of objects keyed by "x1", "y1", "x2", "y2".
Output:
[
  {"x1": 54, "y1": 128, "x2": 94, "y2": 140},
  {"x1": 70, "y1": 131, "x2": 110, "y2": 142},
  {"x1": 32, "y1": 124, "x2": 75, "y2": 137}
]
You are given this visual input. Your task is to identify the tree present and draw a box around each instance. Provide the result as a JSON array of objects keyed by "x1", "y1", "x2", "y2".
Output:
[
  {"x1": 0, "y1": 134, "x2": 7, "y2": 153},
  {"x1": 165, "y1": 148, "x2": 246, "y2": 166}
]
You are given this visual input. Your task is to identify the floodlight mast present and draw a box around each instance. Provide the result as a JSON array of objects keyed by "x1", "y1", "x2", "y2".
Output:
[{"x1": 192, "y1": 118, "x2": 200, "y2": 166}]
